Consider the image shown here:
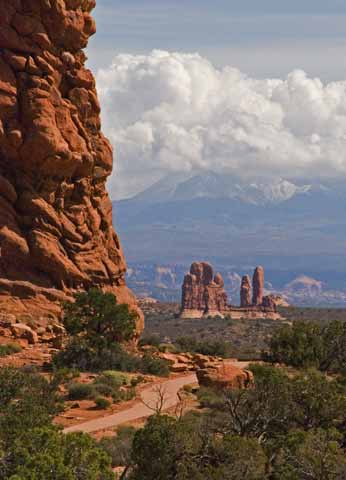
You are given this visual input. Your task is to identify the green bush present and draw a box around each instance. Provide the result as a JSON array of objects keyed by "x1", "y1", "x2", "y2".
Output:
[
  {"x1": 67, "y1": 383, "x2": 95, "y2": 401},
  {"x1": 112, "y1": 387, "x2": 136, "y2": 404},
  {"x1": 93, "y1": 383, "x2": 114, "y2": 397},
  {"x1": 62, "y1": 288, "x2": 138, "y2": 351},
  {"x1": 98, "y1": 371, "x2": 130, "y2": 387},
  {"x1": 94, "y1": 396, "x2": 111, "y2": 410},
  {"x1": 99, "y1": 426, "x2": 137, "y2": 468},
  {"x1": 0, "y1": 343, "x2": 22, "y2": 357},
  {"x1": 264, "y1": 320, "x2": 346, "y2": 373},
  {"x1": 138, "y1": 354, "x2": 170, "y2": 377},
  {"x1": 54, "y1": 338, "x2": 170, "y2": 377},
  {"x1": 131, "y1": 375, "x2": 145, "y2": 387},
  {"x1": 175, "y1": 336, "x2": 233, "y2": 358},
  {"x1": 139, "y1": 335, "x2": 161, "y2": 348}
]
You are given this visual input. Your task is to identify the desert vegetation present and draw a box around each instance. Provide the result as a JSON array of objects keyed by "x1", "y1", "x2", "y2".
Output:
[
  {"x1": 90, "y1": 364, "x2": 346, "y2": 479},
  {"x1": 53, "y1": 289, "x2": 170, "y2": 377}
]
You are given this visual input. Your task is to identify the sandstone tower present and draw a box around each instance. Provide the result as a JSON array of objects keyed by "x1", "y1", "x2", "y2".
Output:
[
  {"x1": 240, "y1": 275, "x2": 252, "y2": 307},
  {"x1": 252, "y1": 266, "x2": 264, "y2": 306}
]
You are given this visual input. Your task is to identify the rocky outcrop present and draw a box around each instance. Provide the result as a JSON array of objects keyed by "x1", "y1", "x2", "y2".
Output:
[
  {"x1": 240, "y1": 275, "x2": 251, "y2": 307},
  {"x1": 181, "y1": 262, "x2": 227, "y2": 318},
  {"x1": 0, "y1": 0, "x2": 142, "y2": 333},
  {"x1": 196, "y1": 362, "x2": 254, "y2": 390},
  {"x1": 252, "y1": 266, "x2": 264, "y2": 306}
]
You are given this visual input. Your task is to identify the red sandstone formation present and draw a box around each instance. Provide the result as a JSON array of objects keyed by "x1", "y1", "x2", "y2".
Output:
[
  {"x1": 240, "y1": 275, "x2": 252, "y2": 307},
  {"x1": 181, "y1": 262, "x2": 280, "y2": 319},
  {"x1": 181, "y1": 262, "x2": 227, "y2": 318},
  {"x1": 196, "y1": 362, "x2": 254, "y2": 390},
  {"x1": 252, "y1": 266, "x2": 264, "y2": 306},
  {"x1": 262, "y1": 295, "x2": 277, "y2": 310},
  {"x1": 0, "y1": 0, "x2": 142, "y2": 332}
]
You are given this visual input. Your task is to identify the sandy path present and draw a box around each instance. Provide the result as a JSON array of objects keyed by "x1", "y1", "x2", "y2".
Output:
[{"x1": 64, "y1": 373, "x2": 197, "y2": 434}]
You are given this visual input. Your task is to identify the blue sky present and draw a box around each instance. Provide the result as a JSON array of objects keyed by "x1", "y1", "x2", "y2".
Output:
[{"x1": 88, "y1": 0, "x2": 346, "y2": 81}]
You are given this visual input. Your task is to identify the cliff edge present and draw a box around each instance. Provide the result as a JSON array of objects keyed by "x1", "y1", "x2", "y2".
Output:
[{"x1": 0, "y1": 0, "x2": 143, "y2": 332}]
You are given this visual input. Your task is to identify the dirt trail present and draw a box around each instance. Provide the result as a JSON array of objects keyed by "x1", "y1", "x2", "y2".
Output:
[{"x1": 64, "y1": 373, "x2": 197, "y2": 434}]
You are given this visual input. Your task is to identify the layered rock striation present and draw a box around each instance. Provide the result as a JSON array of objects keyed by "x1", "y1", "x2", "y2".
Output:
[{"x1": 0, "y1": 0, "x2": 142, "y2": 331}]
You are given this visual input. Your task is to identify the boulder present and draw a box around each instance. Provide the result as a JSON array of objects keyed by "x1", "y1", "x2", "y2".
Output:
[
  {"x1": 196, "y1": 362, "x2": 254, "y2": 390},
  {"x1": 10, "y1": 323, "x2": 38, "y2": 344}
]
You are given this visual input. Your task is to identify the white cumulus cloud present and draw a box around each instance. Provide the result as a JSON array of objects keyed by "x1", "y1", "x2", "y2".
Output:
[{"x1": 96, "y1": 50, "x2": 346, "y2": 199}]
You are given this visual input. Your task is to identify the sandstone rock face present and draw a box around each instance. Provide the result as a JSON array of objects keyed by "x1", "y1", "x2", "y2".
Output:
[
  {"x1": 252, "y1": 266, "x2": 264, "y2": 306},
  {"x1": 196, "y1": 362, "x2": 254, "y2": 390},
  {"x1": 181, "y1": 262, "x2": 228, "y2": 317},
  {"x1": 10, "y1": 323, "x2": 38, "y2": 344},
  {"x1": 0, "y1": 0, "x2": 142, "y2": 333},
  {"x1": 240, "y1": 275, "x2": 252, "y2": 307}
]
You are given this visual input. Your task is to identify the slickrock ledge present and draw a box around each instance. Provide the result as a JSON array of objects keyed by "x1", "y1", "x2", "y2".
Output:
[{"x1": 0, "y1": 0, "x2": 143, "y2": 333}]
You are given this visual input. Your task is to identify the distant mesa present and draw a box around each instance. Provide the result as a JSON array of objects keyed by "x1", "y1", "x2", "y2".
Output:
[{"x1": 181, "y1": 262, "x2": 282, "y2": 319}]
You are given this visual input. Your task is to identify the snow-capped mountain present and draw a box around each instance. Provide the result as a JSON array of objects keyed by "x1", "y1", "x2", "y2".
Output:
[
  {"x1": 113, "y1": 172, "x2": 346, "y2": 301},
  {"x1": 132, "y1": 171, "x2": 324, "y2": 206}
]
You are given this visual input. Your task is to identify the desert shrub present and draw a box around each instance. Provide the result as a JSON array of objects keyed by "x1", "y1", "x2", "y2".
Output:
[
  {"x1": 264, "y1": 320, "x2": 346, "y2": 373},
  {"x1": 0, "y1": 369, "x2": 115, "y2": 479},
  {"x1": 54, "y1": 338, "x2": 169, "y2": 376},
  {"x1": 175, "y1": 335, "x2": 233, "y2": 357},
  {"x1": 0, "y1": 343, "x2": 22, "y2": 357},
  {"x1": 0, "y1": 368, "x2": 63, "y2": 446},
  {"x1": 129, "y1": 414, "x2": 266, "y2": 480},
  {"x1": 99, "y1": 426, "x2": 137, "y2": 468},
  {"x1": 138, "y1": 354, "x2": 170, "y2": 376},
  {"x1": 112, "y1": 387, "x2": 136, "y2": 404},
  {"x1": 67, "y1": 382, "x2": 95, "y2": 400},
  {"x1": 0, "y1": 427, "x2": 114, "y2": 480},
  {"x1": 197, "y1": 387, "x2": 225, "y2": 409},
  {"x1": 98, "y1": 371, "x2": 130, "y2": 387},
  {"x1": 93, "y1": 383, "x2": 114, "y2": 397},
  {"x1": 52, "y1": 338, "x2": 96, "y2": 371},
  {"x1": 94, "y1": 396, "x2": 111, "y2": 410},
  {"x1": 130, "y1": 375, "x2": 145, "y2": 387},
  {"x1": 273, "y1": 428, "x2": 346, "y2": 480},
  {"x1": 139, "y1": 335, "x2": 161, "y2": 348}
]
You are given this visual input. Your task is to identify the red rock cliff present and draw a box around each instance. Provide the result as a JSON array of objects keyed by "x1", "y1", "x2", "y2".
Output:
[{"x1": 0, "y1": 0, "x2": 143, "y2": 331}]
